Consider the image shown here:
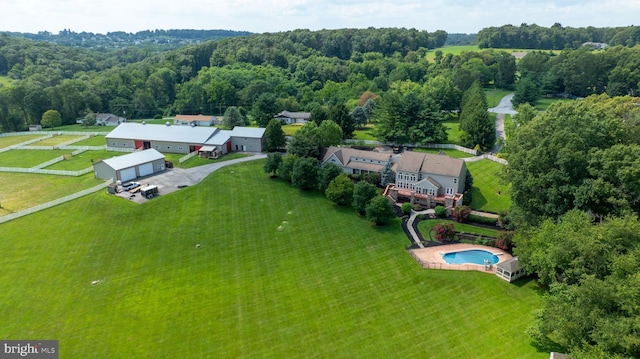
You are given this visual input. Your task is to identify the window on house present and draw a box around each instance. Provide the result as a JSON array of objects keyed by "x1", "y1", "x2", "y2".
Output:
[
  {"x1": 112, "y1": 142, "x2": 116, "y2": 146},
  {"x1": 453, "y1": 178, "x2": 458, "y2": 184},
  {"x1": 446, "y1": 187, "x2": 454, "y2": 195}
]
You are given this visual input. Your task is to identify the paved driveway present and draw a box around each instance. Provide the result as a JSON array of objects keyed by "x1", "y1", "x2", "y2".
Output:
[{"x1": 116, "y1": 153, "x2": 266, "y2": 203}]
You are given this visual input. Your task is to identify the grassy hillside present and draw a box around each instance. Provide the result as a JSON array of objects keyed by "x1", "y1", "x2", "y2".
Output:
[{"x1": 0, "y1": 160, "x2": 549, "y2": 358}]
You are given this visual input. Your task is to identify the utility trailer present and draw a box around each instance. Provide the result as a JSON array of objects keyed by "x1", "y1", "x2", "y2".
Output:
[{"x1": 140, "y1": 185, "x2": 159, "y2": 199}]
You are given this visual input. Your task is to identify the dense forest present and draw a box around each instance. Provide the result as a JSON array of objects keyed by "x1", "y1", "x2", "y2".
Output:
[
  {"x1": 1, "y1": 25, "x2": 640, "y2": 358},
  {"x1": 3, "y1": 29, "x2": 253, "y2": 50},
  {"x1": 478, "y1": 23, "x2": 640, "y2": 49}
]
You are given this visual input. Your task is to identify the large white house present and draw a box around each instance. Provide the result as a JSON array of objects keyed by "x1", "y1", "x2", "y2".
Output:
[{"x1": 388, "y1": 151, "x2": 467, "y2": 209}]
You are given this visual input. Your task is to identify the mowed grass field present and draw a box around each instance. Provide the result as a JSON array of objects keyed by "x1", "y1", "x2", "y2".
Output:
[
  {"x1": 0, "y1": 160, "x2": 548, "y2": 358},
  {"x1": 0, "y1": 172, "x2": 104, "y2": 215},
  {"x1": 467, "y1": 160, "x2": 511, "y2": 213}
]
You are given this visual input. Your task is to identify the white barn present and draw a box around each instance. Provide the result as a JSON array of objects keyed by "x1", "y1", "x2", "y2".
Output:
[{"x1": 93, "y1": 149, "x2": 166, "y2": 182}]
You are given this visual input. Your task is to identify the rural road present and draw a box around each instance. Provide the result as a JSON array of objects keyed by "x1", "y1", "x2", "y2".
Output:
[{"x1": 488, "y1": 93, "x2": 515, "y2": 153}]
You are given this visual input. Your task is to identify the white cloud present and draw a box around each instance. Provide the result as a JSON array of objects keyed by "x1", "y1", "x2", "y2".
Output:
[{"x1": 0, "y1": 0, "x2": 637, "y2": 34}]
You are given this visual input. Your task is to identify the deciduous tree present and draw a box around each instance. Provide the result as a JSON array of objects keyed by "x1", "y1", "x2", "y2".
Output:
[
  {"x1": 325, "y1": 174, "x2": 354, "y2": 206},
  {"x1": 41, "y1": 109, "x2": 62, "y2": 130},
  {"x1": 365, "y1": 195, "x2": 395, "y2": 226},
  {"x1": 264, "y1": 119, "x2": 286, "y2": 152}
]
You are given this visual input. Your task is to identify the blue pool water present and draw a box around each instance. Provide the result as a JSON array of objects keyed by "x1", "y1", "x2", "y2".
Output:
[{"x1": 442, "y1": 250, "x2": 499, "y2": 265}]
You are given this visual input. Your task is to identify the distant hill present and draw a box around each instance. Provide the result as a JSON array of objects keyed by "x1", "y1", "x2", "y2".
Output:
[{"x1": 1, "y1": 29, "x2": 253, "y2": 50}]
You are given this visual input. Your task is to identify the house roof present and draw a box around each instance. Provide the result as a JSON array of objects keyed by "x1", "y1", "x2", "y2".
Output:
[
  {"x1": 106, "y1": 123, "x2": 218, "y2": 144},
  {"x1": 99, "y1": 148, "x2": 165, "y2": 171},
  {"x1": 174, "y1": 114, "x2": 215, "y2": 123},
  {"x1": 231, "y1": 127, "x2": 265, "y2": 139},
  {"x1": 274, "y1": 111, "x2": 311, "y2": 119},
  {"x1": 93, "y1": 113, "x2": 122, "y2": 122},
  {"x1": 497, "y1": 257, "x2": 520, "y2": 272},
  {"x1": 322, "y1": 146, "x2": 391, "y2": 165},
  {"x1": 396, "y1": 151, "x2": 465, "y2": 177}
]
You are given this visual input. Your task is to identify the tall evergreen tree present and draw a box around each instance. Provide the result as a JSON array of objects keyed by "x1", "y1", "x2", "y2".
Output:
[{"x1": 459, "y1": 81, "x2": 495, "y2": 151}]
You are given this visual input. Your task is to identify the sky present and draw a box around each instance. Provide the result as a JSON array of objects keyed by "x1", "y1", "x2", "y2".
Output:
[{"x1": 1, "y1": 0, "x2": 638, "y2": 35}]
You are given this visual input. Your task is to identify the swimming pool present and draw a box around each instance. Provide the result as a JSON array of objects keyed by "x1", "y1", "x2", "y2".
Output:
[{"x1": 442, "y1": 250, "x2": 499, "y2": 265}]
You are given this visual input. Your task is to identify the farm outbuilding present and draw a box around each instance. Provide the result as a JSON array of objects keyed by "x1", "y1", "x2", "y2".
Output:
[
  {"x1": 93, "y1": 148, "x2": 166, "y2": 182},
  {"x1": 105, "y1": 123, "x2": 265, "y2": 155},
  {"x1": 230, "y1": 127, "x2": 266, "y2": 152}
]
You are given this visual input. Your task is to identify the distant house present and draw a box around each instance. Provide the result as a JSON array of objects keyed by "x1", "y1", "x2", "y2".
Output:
[
  {"x1": 387, "y1": 151, "x2": 466, "y2": 209},
  {"x1": 582, "y1": 41, "x2": 608, "y2": 49},
  {"x1": 93, "y1": 113, "x2": 126, "y2": 126},
  {"x1": 92, "y1": 148, "x2": 166, "y2": 182},
  {"x1": 173, "y1": 114, "x2": 216, "y2": 127},
  {"x1": 495, "y1": 257, "x2": 526, "y2": 282},
  {"x1": 321, "y1": 146, "x2": 393, "y2": 175},
  {"x1": 28, "y1": 125, "x2": 42, "y2": 131},
  {"x1": 274, "y1": 111, "x2": 311, "y2": 125},
  {"x1": 105, "y1": 123, "x2": 265, "y2": 155}
]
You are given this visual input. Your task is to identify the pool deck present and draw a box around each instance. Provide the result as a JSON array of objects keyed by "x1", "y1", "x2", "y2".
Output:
[{"x1": 408, "y1": 243, "x2": 513, "y2": 274}]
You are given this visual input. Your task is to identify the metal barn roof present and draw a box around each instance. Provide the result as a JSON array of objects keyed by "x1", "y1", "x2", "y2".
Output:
[
  {"x1": 106, "y1": 123, "x2": 218, "y2": 144},
  {"x1": 101, "y1": 148, "x2": 165, "y2": 171}
]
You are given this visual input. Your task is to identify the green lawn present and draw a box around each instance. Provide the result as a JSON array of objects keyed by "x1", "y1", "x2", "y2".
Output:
[
  {"x1": 27, "y1": 134, "x2": 85, "y2": 146},
  {"x1": 0, "y1": 160, "x2": 550, "y2": 358},
  {"x1": 443, "y1": 120, "x2": 462, "y2": 144},
  {"x1": 282, "y1": 124, "x2": 302, "y2": 136},
  {"x1": 44, "y1": 150, "x2": 121, "y2": 171},
  {"x1": 161, "y1": 152, "x2": 248, "y2": 169},
  {"x1": 0, "y1": 172, "x2": 104, "y2": 215},
  {"x1": 418, "y1": 219, "x2": 502, "y2": 239},
  {"x1": 40, "y1": 124, "x2": 111, "y2": 133},
  {"x1": 0, "y1": 135, "x2": 47, "y2": 148},
  {"x1": 535, "y1": 98, "x2": 573, "y2": 111},
  {"x1": 413, "y1": 147, "x2": 475, "y2": 158},
  {"x1": 352, "y1": 125, "x2": 377, "y2": 141},
  {"x1": 0, "y1": 149, "x2": 73, "y2": 168},
  {"x1": 467, "y1": 160, "x2": 511, "y2": 213},
  {"x1": 72, "y1": 135, "x2": 107, "y2": 146}
]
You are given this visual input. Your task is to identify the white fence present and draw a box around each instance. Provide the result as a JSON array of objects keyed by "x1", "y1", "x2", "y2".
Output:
[
  {"x1": 0, "y1": 166, "x2": 93, "y2": 176},
  {"x1": 0, "y1": 179, "x2": 112, "y2": 224},
  {"x1": 179, "y1": 151, "x2": 198, "y2": 163},
  {"x1": 463, "y1": 153, "x2": 508, "y2": 165},
  {"x1": 32, "y1": 156, "x2": 65, "y2": 169}
]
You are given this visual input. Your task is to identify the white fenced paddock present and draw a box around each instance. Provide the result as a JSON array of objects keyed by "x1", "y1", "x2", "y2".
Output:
[{"x1": 0, "y1": 179, "x2": 112, "y2": 224}]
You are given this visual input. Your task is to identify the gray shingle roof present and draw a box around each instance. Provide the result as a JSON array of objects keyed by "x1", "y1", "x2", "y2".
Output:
[
  {"x1": 396, "y1": 151, "x2": 465, "y2": 177},
  {"x1": 497, "y1": 257, "x2": 520, "y2": 272}
]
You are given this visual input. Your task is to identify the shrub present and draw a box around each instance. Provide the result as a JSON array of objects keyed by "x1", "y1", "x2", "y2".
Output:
[
  {"x1": 401, "y1": 203, "x2": 412, "y2": 215},
  {"x1": 496, "y1": 231, "x2": 515, "y2": 251},
  {"x1": 153, "y1": 114, "x2": 163, "y2": 119},
  {"x1": 469, "y1": 214, "x2": 498, "y2": 226},
  {"x1": 434, "y1": 223, "x2": 456, "y2": 242},
  {"x1": 434, "y1": 205, "x2": 447, "y2": 218},
  {"x1": 452, "y1": 205, "x2": 471, "y2": 222}
]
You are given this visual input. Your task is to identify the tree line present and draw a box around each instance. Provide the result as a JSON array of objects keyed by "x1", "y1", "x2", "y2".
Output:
[{"x1": 478, "y1": 23, "x2": 640, "y2": 49}]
